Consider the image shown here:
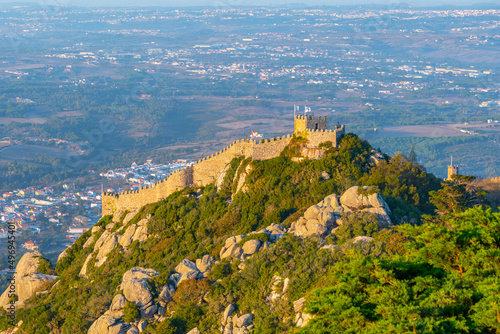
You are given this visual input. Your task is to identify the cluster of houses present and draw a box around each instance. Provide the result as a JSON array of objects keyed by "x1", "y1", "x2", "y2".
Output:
[
  {"x1": 99, "y1": 159, "x2": 193, "y2": 189},
  {"x1": 0, "y1": 159, "x2": 195, "y2": 256},
  {"x1": 0, "y1": 184, "x2": 102, "y2": 250}
]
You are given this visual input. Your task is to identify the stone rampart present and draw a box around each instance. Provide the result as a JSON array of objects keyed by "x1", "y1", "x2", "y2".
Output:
[
  {"x1": 306, "y1": 129, "x2": 339, "y2": 147},
  {"x1": 102, "y1": 126, "x2": 345, "y2": 215},
  {"x1": 252, "y1": 135, "x2": 292, "y2": 160}
]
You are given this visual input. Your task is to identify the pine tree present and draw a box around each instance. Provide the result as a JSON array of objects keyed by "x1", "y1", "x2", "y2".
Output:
[{"x1": 408, "y1": 144, "x2": 417, "y2": 163}]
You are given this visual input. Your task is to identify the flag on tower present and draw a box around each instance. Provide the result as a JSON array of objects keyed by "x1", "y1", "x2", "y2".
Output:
[{"x1": 251, "y1": 131, "x2": 262, "y2": 138}]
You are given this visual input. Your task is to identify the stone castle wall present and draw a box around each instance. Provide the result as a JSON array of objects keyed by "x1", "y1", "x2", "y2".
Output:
[{"x1": 102, "y1": 124, "x2": 345, "y2": 215}]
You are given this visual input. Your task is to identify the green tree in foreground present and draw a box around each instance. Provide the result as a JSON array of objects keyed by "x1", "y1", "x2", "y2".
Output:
[
  {"x1": 300, "y1": 206, "x2": 500, "y2": 334},
  {"x1": 429, "y1": 175, "x2": 488, "y2": 216}
]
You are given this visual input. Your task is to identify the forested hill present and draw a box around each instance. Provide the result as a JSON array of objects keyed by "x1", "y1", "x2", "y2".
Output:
[{"x1": 1, "y1": 134, "x2": 499, "y2": 334}]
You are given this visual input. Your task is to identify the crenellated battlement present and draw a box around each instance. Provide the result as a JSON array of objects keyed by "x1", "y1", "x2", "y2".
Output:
[{"x1": 102, "y1": 116, "x2": 345, "y2": 215}]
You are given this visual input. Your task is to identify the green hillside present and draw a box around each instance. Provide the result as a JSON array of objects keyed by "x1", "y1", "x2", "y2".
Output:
[{"x1": 2, "y1": 134, "x2": 499, "y2": 334}]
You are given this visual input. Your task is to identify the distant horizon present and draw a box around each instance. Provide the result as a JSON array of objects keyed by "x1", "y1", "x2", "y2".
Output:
[{"x1": 0, "y1": 0, "x2": 498, "y2": 8}]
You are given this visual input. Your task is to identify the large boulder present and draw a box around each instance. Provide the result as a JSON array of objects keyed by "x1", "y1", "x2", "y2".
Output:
[
  {"x1": 340, "y1": 186, "x2": 371, "y2": 209},
  {"x1": 186, "y1": 328, "x2": 201, "y2": 334},
  {"x1": 95, "y1": 233, "x2": 117, "y2": 267},
  {"x1": 120, "y1": 267, "x2": 158, "y2": 312},
  {"x1": 0, "y1": 251, "x2": 58, "y2": 309},
  {"x1": 88, "y1": 314, "x2": 118, "y2": 334},
  {"x1": 362, "y1": 207, "x2": 392, "y2": 226},
  {"x1": 178, "y1": 270, "x2": 199, "y2": 285},
  {"x1": 293, "y1": 297, "x2": 306, "y2": 313},
  {"x1": 132, "y1": 226, "x2": 149, "y2": 243},
  {"x1": 303, "y1": 205, "x2": 320, "y2": 219},
  {"x1": 175, "y1": 259, "x2": 198, "y2": 274},
  {"x1": 118, "y1": 224, "x2": 137, "y2": 248},
  {"x1": 159, "y1": 285, "x2": 175, "y2": 302},
  {"x1": 196, "y1": 255, "x2": 214, "y2": 273},
  {"x1": 222, "y1": 304, "x2": 235, "y2": 325},
  {"x1": 220, "y1": 243, "x2": 242, "y2": 260},
  {"x1": 122, "y1": 211, "x2": 137, "y2": 225},
  {"x1": 17, "y1": 273, "x2": 58, "y2": 302},
  {"x1": 242, "y1": 240, "x2": 261, "y2": 255},
  {"x1": 234, "y1": 313, "x2": 253, "y2": 328},
  {"x1": 110, "y1": 294, "x2": 126, "y2": 311}
]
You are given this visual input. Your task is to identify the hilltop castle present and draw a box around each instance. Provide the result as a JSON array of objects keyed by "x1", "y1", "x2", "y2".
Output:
[{"x1": 102, "y1": 115, "x2": 345, "y2": 215}]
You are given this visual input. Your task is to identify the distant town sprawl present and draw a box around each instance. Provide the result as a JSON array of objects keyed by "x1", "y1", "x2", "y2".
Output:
[{"x1": 0, "y1": 159, "x2": 192, "y2": 262}]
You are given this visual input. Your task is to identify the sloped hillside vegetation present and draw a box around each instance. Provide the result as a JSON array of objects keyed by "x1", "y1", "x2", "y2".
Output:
[{"x1": 1, "y1": 134, "x2": 497, "y2": 334}]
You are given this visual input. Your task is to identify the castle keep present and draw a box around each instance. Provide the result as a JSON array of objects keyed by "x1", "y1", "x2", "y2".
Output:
[{"x1": 102, "y1": 115, "x2": 345, "y2": 215}]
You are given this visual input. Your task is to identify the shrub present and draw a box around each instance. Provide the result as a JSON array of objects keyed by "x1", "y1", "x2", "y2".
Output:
[
  {"x1": 333, "y1": 212, "x2": 380, "y2": 245},
  {"x1": 36, "y1": 257, "x2": 55, "y2": 275},
  {"x1": 210, "y1": 261, "x2": 232, "y2": 280},
  {"x1": 173, "y1": 279, "x2": 210, "y2": 305},
  {"x1": 318, "y1": 141, "x2": 332, "y2": 149},
  {"x1": 122, "y1": 301, "x2": 140, "y2": 323}
]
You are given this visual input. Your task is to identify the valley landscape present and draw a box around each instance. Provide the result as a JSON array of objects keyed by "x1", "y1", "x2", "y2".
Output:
[{"x1": 0, "y1": 2, "x2": 499, "y2": 334}]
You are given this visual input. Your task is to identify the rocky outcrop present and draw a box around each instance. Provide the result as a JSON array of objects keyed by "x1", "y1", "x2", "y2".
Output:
[
  {"x1": 340, "y1": 186, "x2": 391, "y2": 225},
  {"x1": 83, "y1": 234, "x2": 96, "y2": 249},
  {"x1": 175, "y1": 259, "x2": 198, "y2": 274},
  {"x1": 290, "y1": 196, "x2": 338, "y2": 237},
  {"x1": 118, "y1": 224, "x2": 137, "y2": 248},
  {"x1": 266, "y1": 275, "x2": 289, "y2": 305},
  {"x1": 79, "y1": 254, "x2": 93, "y2": 278},
  {"x1": 88, "y1": 314, "x2": 131, "y2": 334},
  {"x1": 221, "y1": 304, "x2": 235, "y2": 325},
  {"x1": 234, "y1": 163, "x2": 252, "y2": 195},
  {"x1": 120, "y1": 267, "x2": 158, "y2": 318},
  {"x1": 291, "y1": 187, "x2": 391, "y2": 238},
  {"x1": 133, "y1": 226, "x2": 149, "y2": 243},
  {"x1": 293, "y1": 297, "x2": 312, "y2": 328},
  {"x1": 216, "y1": 163, "x2": 233, "y2": 189},
  {"x1": 95, "y1": 233, "x2": 117, "y2": 267},
  {"x1": 242, "y1": 240, "x2": 261, "y2": 255},
  {"x1": 0, "y1": 251, "x2": 57, "y2": 309},
  {"x1": 220, "y1": 235, "x2": 246, "y2": 260},
  {"x1": 220, "y1": 310, "x2": 254, "y2": 334},
  {"x1": 196, "y1": 255, "x2": 215, "y2": 273},
  {"x1": 89, "y1": 267, "x2": 159, "y2": 333}
]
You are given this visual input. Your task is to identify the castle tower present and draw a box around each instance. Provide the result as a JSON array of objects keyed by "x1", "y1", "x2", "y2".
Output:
[
  {"x1": 294, "y1": 114, "x2": 328, "y2": 133},
  {"x1": 447, "y1": 156, "x2": 459, "y2": 180}
]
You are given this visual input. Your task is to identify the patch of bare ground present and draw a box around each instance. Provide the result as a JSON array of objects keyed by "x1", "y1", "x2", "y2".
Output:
[
  {"x1": 376, "y1": 124, "x2": 466, "y2": 138},
  {"x1": 0, "y1": 117, "x2": 46, "y2": 125},
  {"x1": 58, "y1": 110, "x2": 83, "y2": 117}
]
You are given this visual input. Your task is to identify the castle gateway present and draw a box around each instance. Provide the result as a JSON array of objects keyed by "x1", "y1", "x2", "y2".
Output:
[{"x1": 102, "y1": 115, "x2": 345, "y2": 215}]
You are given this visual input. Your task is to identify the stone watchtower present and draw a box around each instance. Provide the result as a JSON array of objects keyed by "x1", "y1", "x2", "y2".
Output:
[
  {"x1": 447, "y1": 165, "x2": 459, "y2": 180},
  {"x1": 294, "y1": 114, "x2": 328, "y2": 133},
  {"x1": 447, "y1": 156, "x2": 459, "y2": 180}
]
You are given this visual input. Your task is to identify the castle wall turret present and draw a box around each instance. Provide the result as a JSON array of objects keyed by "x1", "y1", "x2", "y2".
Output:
[{"x1": 294, "y1": 115, "x2": 327, "y2": 133}]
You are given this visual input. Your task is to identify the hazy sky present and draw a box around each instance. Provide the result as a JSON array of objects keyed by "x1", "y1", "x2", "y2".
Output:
[{"x1": 0, "y1": 0, "x2": 487, "y2": 7}]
